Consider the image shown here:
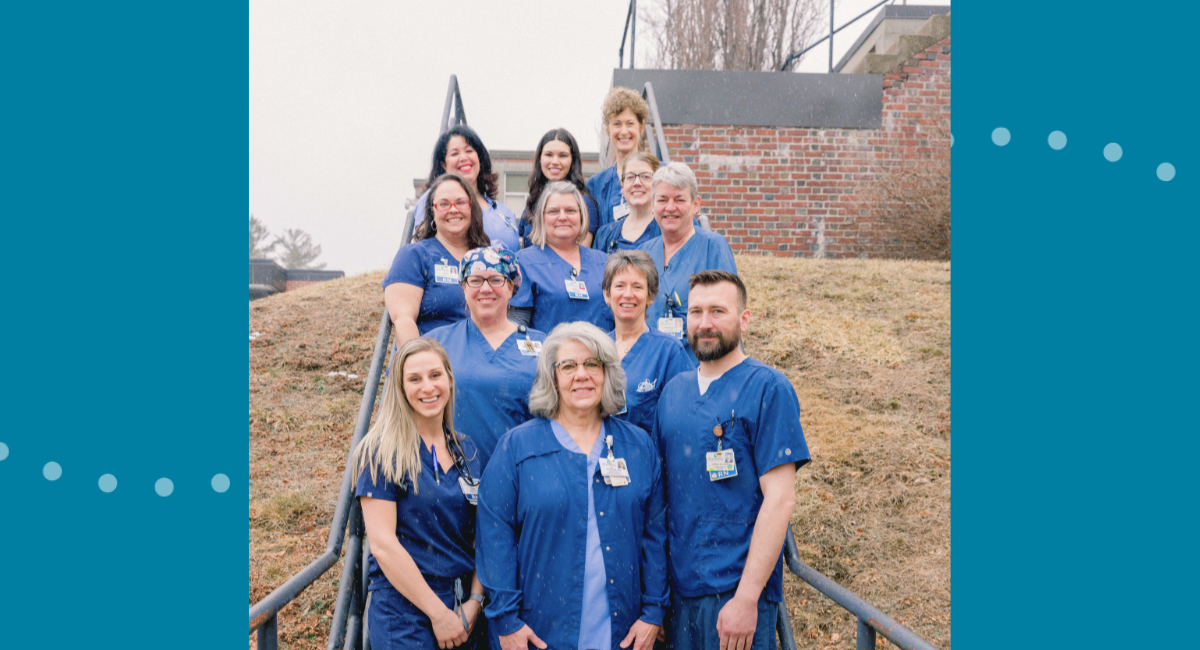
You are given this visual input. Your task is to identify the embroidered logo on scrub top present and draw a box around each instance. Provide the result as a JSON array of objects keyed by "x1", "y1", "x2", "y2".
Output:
[{"x1": 636, "y1": 378, "x2": 657, "y2": 393}]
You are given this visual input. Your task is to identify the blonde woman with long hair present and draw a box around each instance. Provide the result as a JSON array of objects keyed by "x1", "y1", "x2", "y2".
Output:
[{"x1": 353, "y1": 338, "x2": 488, "y2": 650}]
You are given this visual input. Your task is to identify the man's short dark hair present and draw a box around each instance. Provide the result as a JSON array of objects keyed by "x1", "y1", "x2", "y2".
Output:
[{"x1": 688, "y1": 270, "x2": 747, "y2": 311}]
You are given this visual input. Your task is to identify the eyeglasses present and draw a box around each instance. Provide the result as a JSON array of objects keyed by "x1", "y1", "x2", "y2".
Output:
[
  {"x1": 622, "y1": 172, "x2": 653, "y2": 183},
  {"x1": 554, "y1": 358, "x2": 604, "y2": 375},
  {"x1": 434, "y1": 199, "x2": 470, "y2": 212},
  {"x1": 464, "y1": 275, "x2": 510, "y2": 288},
  {"x1": 544, "y1": 207, "x2": 580, "y2": 219}
]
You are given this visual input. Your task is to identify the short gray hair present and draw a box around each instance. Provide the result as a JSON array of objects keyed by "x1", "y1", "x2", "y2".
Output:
[
  {"x1": 651, "y1": 161, "x2": 699, "y2": 202},
  {"x1": 528, "y1": 322, "x2": 626, "y2": 419},
  {"x1": 529, "y1": 181, "x2": 590, "y2": 248},
  {"x1": 602, "y1": 250, "x2": 659, "y2": 309}
]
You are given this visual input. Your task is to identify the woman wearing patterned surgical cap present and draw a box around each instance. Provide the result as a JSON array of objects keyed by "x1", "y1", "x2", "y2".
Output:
[{"x1": 424, "y1": 245, "x2": 546, "y2": 465}]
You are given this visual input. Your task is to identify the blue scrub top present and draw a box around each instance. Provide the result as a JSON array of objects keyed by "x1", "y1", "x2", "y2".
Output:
[
  {"x1": 382, "y1": 237, "x2": 467, "y2": 336},
  {"x1": 652, "y1": 359, "x2": 810, "y2": 601},
  {"x1": 639, "y1": 229, "x2": 738, "y2": 361},
  {"x1": 477, "y1": 417, "x2": 669, "y2": 649},
  {"x1": 593, "y1": 217, "x2": 662, "y2": 254},
  {"x1": 585, "y1": 165, "x2": 623, "y2": 231},
  {"x1": 355, "y1": 434, "x2": 484, "y2": 590},
  {"x1": 610, "y1": 328, "x2": 695, "y2": 434},
  {"x1": 424, "y1": 320, "x2": 546, "y2": 461},
  {"x1": 510, "y1": 245, "x2": 614, "y2": 334},
  {"x1": 518, "y1": 194, "x2": 601, "y2": 249},
  {"x1": 414, "y1": 189, "x2": 521, "y2": 252}
]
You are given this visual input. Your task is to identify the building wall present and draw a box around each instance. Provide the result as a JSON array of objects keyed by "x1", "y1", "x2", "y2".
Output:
[{"x1": 665, "y1": 36, "x2": 950, "y2": 259}]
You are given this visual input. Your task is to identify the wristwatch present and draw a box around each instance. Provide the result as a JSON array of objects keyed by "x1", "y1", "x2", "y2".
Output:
[{"x1": 468, "y1": 593, "x2": 486, "y2": 606}]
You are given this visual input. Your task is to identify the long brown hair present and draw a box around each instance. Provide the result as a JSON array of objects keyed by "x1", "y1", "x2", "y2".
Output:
[{"x1": 416, "y1": 173, "x2": 491, "y2": 249}]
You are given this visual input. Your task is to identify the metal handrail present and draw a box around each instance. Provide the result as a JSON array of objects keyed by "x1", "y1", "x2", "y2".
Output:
[
  {"x1": 639, "y1": 81, "x2": 711, "y2": 232},
  {"x1": 780, "y1": 0, "x2": 899, "y2": 72},
  {"x1": 618, "y1": 0, "x2": 637, "y2": 69},
  {"x1": 778, "y1": 528, "x2": 939, "y2": 650}
]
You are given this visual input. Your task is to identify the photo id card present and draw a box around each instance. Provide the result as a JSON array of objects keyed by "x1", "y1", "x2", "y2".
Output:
[
  {"x1": 657, "y1": 317, "x2": 684, "y2": 338},
  {"x1": 613, "y1": 202, "x2": 631, "y2": 221},
  {"x1": 516, "y1": 339, "x2": 543, "y2": 356},
  {"x1": 706, "y1": 449, "x2": 738, "y2": 481},
  {"x1": 565, "y1": 280, "x2": 590, "y2": 300},
  {"x1": 599, "y1": 457, "x2": 630, "y2": 487},
  {"x1": 458, "y1": 477, "x2": 478, "y2": 505},
  {"x1": 435, "y1": 264, "x2": 461, "y2": 284}
]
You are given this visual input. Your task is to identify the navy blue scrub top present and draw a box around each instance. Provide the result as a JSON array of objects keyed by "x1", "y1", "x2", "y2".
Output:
[
  {"x1": 518, "y1": 194, "x2": 601, "y2": 249},
  {"x1": 639, "y1": 229, "x2": 738, "y2": 361},
  {"x1": 652, "y1": 359, "x2": 810, "y2": 601},
  {"x1": 355, "y1": 434, "x2": 484, "y2": 590},
  {"x1": 585, "y1": 165, "x2": 622, "y2": 231},
  {"x1": 476, "y1": 417, "x2": 669, "y2": 649},
  {"x1": 610, "y1": 328, "x2": 695, "y2": 433},
  {"x1": 383, "y1": 237, "x2": 468, "y2": 336},
  {"x1": 510, "y1": 245, "x2": 614, "y2": 334},
  {"x1": 593, "y1": 217, "x2": 662, "y2": 254},
  {"x1": 424, "y1": 319, "x2": 545, "y2": 461}
]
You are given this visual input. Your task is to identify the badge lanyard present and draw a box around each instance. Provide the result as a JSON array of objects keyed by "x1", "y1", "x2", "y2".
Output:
[
  {"x1": 706, "y1": 410, "x2": 738, "y2": 481},
  {"x1": 444, "y1": 424, "x2": 480, "y2": 504},
  {"x1": 598, "y1": 434, "x2": 630, "y2": 487},
  {"x1": 658, "y1": 292, "x2": 685, "y2": 339},
  {"x1": 566, "y1": 267, "x2": 590, "y2": 300},
  {"x1": 516, "y1": 325, "x2": 542, "y2": 356}
]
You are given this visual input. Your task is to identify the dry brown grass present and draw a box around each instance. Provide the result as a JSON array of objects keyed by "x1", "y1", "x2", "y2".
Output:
[{"x1": 248, "y1": 257, "x2": 950, "y2": 649}]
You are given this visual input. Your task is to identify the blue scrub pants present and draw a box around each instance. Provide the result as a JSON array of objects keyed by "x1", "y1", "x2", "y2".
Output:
[
  {"x1": 367, "y1": 575, "x2": 490, "y2": 650},
  {"x1": 668, "y1": 589, "x2": 777, "y2": 650}
]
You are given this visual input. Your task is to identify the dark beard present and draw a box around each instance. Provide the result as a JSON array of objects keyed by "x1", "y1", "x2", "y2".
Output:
[{"x1": 690, "y1": 327, "x2": 740, "y2": 361}]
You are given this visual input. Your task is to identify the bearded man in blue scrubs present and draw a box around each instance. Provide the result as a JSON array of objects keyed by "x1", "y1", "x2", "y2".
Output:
[{"x1": 653, "y1": 270, "x2": 810, "y2": 650}]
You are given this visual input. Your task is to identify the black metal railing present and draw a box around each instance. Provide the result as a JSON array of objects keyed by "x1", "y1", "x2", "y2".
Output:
[
  {"x1": 781, "y1": 0, "x2": 900, "y2": 72},
  {"x1": 618, "y1": 0, "x2": 637, "y2": 69}
]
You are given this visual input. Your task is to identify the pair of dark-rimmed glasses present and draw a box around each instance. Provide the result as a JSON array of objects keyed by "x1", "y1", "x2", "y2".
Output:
[
  {"x1": 554, "y1": 358, "x2": 604, "y2": 375},
  {"x1": 464, "y1": 275, "x2": 510, "y2": 288}
]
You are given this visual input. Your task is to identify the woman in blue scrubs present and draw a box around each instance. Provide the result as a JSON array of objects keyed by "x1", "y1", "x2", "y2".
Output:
[
  {"x1": 354, "y1": 337, "x2": 488, "y2": 650},
  {"x1": 425, "y1": 246, "x2": 545, "y2": 462},
  {"x1": 637, "y1": 162, "x2": 738, "y2": 363},
  {"x1": 511, "y1": 182, "x2": 614, "y2": 333},
  {"x1": 586, "y1": 87, "x2": 651, "y2": 230},
  {"x1": 593, "y1": 152, "x2": 663, "y2": 254},
  {"x1": 476, "y1": 322, "x2": 668, "y2": 650},
  {"x1": 385, "y1": 174, "x2": 492, "y2": 345},
  {"x1": 518, "y1": 129, "x2": 601, "y2": 248},
  {"x1": 412, "y1": 125, "x2": 521, "y2": 251},
  {"x1": 603, "y1": 250, "x2": 694, "y2": 434}
]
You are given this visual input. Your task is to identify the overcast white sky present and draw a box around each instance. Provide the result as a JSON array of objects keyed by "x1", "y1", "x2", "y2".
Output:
[{"x1": 249, "y1": 0, "x2": 950, "y2": 276}]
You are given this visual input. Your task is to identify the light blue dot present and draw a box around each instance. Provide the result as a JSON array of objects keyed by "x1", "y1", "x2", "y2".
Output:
[
  {"x1": 99, "y1": 474, "x2": 118, "y2": 493},
  {"x1": 212, "y1": 473, "x2": 230, "y2": 493},
  {"x1": 950, "y1": 134, "x2": 954, "y2": 147},
  {"x1": 43, "y1": 462, "x2": 62, "y2": 481},
  {"x1": 0, "y1": 442, "x2": 8, "y2": 461},
  {"x1": 1157, "y1": 163, "x2": 1176, "y2": 181},
  {"x1": 992, "y1": 128, "x2": 1011, "y2": 146},
  {"x1": 155, "y1": 478, "x2": 174, "y2": 497},
  {"x1": 1048, "y1": 131, "x2": 1067, "y2": 150},
  {"x1": 1104, "y1": 143, "x2": 1123, "y2": 162}
]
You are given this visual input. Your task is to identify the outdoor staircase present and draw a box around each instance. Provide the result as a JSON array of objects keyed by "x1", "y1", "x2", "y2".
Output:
[{"x1": 853, "y1": 12, "x2": 951, "y2": 75}]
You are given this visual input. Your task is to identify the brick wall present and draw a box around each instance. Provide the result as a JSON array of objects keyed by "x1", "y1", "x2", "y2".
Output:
[{"x1": 666, "y1": 36, "x2": 950, "y2": 258}]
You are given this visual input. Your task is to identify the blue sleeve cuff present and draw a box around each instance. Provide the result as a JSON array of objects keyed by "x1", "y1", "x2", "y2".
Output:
[
  {"x1": 639, "y1": 604, "x2": 665, "y2": 627},
  {"x1": 491, "y1": 611, "x2": 526, "y2": 637}
]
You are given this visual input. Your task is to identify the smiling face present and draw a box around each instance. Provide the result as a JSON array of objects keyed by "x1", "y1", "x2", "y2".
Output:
[
  {"x1": 431, "y1": 180, "x2": 471, "y2": 239},
  {"x1": 687, "y1": 281, "x2": 749, "y2": 362},
  {"x1": 401, "y1": 350, "x2": 451, "y2": 421},
  {"x1": 608, "y1": 108, "x2": 644, "y2": 157},
  {"x1": 463, "y1": 268, "x2": 513, "y2": 322},
  {"x1": 555, "y1": 339, "x2": 606, "y2": 415},
  {"x1": 604, "y1": 266, "x2": 650, "y2": 325},
  {"x1": 540, "y1": 140, "x2": 572, "y2": 182},
  {"x1": 542, "y1": 192, "x2": 583, "y2": 248},
  {"x1": 621, "y1": 159, "x2": 654, "y2": 209},
  {"x1": 443, "y1": 135, "x2": 481, "y2": 186},
  {"x1": 653, "y1": 182, "x2": 699, "y2": 238}
]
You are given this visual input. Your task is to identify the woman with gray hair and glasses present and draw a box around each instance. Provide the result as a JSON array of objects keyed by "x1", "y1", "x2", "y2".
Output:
[{"x1": 476, "y1": 322, "x2": 669, "y2": 650}]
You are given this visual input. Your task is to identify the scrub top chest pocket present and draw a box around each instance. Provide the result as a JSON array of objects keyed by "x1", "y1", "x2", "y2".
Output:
[{"x1": 705, "y1": 415, "x2": 742, "y2": 481}]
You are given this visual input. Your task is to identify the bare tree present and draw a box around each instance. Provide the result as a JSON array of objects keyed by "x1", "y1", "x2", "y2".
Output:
[
  {"x1": 250, "y1": 214, "x2": 275, "y2": 259},
  {"x1": 642, "y1": 0, "x2": 826, "y2": 71},
  {"x1": 273, "y1": 228, "x2": 327, "y2": 270}
]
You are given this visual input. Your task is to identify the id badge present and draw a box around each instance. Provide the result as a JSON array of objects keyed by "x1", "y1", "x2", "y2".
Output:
[
  {"x1": 705, "y1": 449, "x2": 738, "y2": 481},
  {"x1": 435, "y1": 264, "x2": 460, "y2": 284},
  {"x1": 458, "y1": 477, "x2": 479, "y2": 505},
  {"x1": 565, "y1": 280, "x2": 590, "y2": 300},
  {"x1": 599, "y1": 457, "x2": 630, "y2": 487},
  {"x1": 516, "y1": 339, "x2": 543, "y2": 356},
  {"x1": 613, "y1": 202, "x2": 631, "y2": 221},
  {"x1": 657, "y1": 317, "x2": 684, "y2": 339}
]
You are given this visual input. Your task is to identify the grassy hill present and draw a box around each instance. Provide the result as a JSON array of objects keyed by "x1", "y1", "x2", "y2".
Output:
[{"x1": 249, "y1": 256, "x2": 951, "y2": 648}]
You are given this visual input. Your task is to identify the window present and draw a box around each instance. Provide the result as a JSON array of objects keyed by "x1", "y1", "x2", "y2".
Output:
[{"x1": 504, "y1": 173, "x2": 529, "y2": 215}]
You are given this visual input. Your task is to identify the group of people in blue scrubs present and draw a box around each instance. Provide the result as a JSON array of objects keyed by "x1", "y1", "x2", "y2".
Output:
[{"x1": 361, "y1": 86, "x2": 809, "y2": 650}]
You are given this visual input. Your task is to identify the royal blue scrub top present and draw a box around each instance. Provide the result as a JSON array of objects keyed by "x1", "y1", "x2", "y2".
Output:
[
  {"x1": 518, "y1": 194, "x2": 601, "y2": 249},
  {"x1": 510, "y1": 245, "x2": 614, "y2": 334},
  {"x1": 424, "y1": 320, "x2": 545, "y2": 461},
  {"x1": 593, "y1": 217, "x2": 662, "y2": 254},
  {"x1": 610, "y1": 327, "x2": 695, "y2": 434},
  {"x1": 585, "y1": 165, "x2": 623, "y2": 231},
  {"x1": 413, "y1": 189, "x2": 521, "y2": 252},
  {"x1": 652, "y1": 358, "x2": 810, "y2": 601},
  {"x1": 355, "y1": 434, "x2": 484, "y2": 589},
  {"x1": 382, "y1": 237, "x2": 467, "y2": 335},
  {"x1": 477, "y1": 417, "x2": 669, "y2": 650},
  {"x1": 639, "y1": 229, "x2": 738, "y2": 360}
]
